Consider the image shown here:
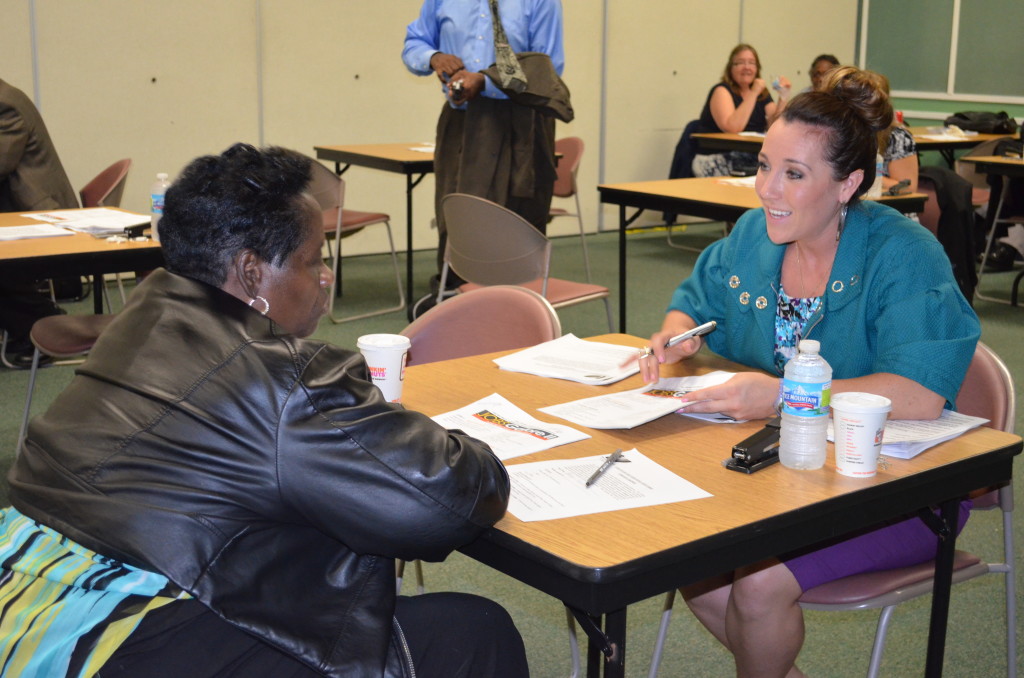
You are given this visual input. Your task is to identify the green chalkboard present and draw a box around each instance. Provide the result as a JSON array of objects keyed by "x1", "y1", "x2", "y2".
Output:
[{"x1": 864, "y1": 0, "x2": 1024, "y2": 98}]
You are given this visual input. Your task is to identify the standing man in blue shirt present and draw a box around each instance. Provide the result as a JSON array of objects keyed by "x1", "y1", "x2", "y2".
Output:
[{"x1": 402, "y1": 0, "x2": 566, "y2": 317}]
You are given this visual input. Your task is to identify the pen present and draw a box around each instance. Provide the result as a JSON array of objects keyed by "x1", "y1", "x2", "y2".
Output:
[
  {"x1": 585, "y1": 449, "x2": 624, "y2": 488},
  {"x1": 639, "y1": 321, "x2": 717, "y2": 359}
]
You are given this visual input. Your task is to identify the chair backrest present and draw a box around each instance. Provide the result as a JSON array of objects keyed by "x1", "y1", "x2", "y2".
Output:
[
  {"x1": 401, "y1": 285, "x2": 561, "y2": 366},
  {"x1": 79, "y1": 158, "x2": 132, "y2": 208},
  {"x1": 307, "y1": 161, "x2": 347, "y2": 235},
  {"x1": 441, "y1": 193, "x2": 552, "y2": 288},
  {"x1": 916, "y1": 174, "x2": 942, "y2": 236},
  {"x1": 956, "y1": 138, "x2": 1004, "y2": 190},
  {"x1": 955, "y1": 341, "x2": 1016, "y2": 434},
  {"x1": 553, "y1": 137, "x2": 583, "y2": 199}
]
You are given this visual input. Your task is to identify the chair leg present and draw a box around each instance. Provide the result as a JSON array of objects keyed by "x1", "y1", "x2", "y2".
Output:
[
  {"x1": 865, "y1": 605, "x2": 897, "y2": 678},
  {"x1": 976, "y1": 177, "x2": 1017, "y2": 305},
  {"x1": 17, "y1": 349, "x2": 43, "y2": 453},
  {"x1": 395, "y1": 559, "x2": 405, "y2": 595},
  {"x1": 0, "y1": 331, "x2": 15, "y2": 369},
  {"x1": 574, "y1": 193, "x2": 593, "y2": 283},
  {"x1": 602, "y1": 298, "x2": 615, "y2": 333},
  {"x1": 564, "y1": 605, "x2": 581, "y2": 678},
  {"x1": 328, "y1": 221, "x2": 407, "y2": 324},
  {"x1": 412, "y1": 559, "x2": 424, "y2": 595},
  {"x1": 1002, "y1": 508, "x2": 1016, "y2": 678},
  {"x1": 648, "y1": 590, "x2": 676, "y2": 678}
]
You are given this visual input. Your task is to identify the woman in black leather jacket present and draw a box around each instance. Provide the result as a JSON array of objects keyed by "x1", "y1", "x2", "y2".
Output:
[{"x1": 1, "y1": 144, "x2": 528, "y2": 678}]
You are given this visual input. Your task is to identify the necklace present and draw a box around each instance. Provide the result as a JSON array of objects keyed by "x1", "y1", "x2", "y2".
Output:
[{"x1": 795, "y1": 244, "x2": 830, "y2": 298}]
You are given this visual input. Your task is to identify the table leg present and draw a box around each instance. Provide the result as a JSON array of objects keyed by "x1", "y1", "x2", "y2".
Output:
[
  {"x1": 601, "y1": 609, "x2": 627, "y2": 678},
  {"x1": 92, "y1": 273, "x2": 104, "y2": 314},
  {"x1": 618, "y1": 205, "x2": 627, "y2": 333},
  {"x1": 405, "y1": 173, "x2": 427, "y2": 309},
  {"x1": 924, "y1": 497, "x2": 960, "y2": 678}
]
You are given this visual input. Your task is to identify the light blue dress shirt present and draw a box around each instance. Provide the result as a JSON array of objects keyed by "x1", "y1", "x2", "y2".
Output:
[{"x1": 402, "y1": 0, "x2": 564, "y2": 103}]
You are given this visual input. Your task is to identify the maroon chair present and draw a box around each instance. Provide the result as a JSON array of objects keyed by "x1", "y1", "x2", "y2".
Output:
[{"x1": 549, "y1": 137, "x2": 593, "y2": 280}]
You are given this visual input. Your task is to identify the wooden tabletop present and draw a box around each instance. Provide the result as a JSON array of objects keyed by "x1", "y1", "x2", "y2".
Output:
[
  {"x1": 313, "y1": 143, "x2": 436, "y2": 174},
  {"x1": 403, "y1": 334, "x2": 1021, "y2": 574},
  {"x1": 598, "y1": 177, "x2": 926, "y2": 221},
  {"x1": 0, "y1": 211, "x2": 159, "y2": 262},
  {"x1": 959, "y1": 155, "x2": 1024, "y2": 178}
]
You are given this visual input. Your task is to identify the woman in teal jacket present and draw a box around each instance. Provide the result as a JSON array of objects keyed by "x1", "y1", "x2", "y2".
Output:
[{"x1": 637, "y1": 68, "x2": 979, "y2": 678}]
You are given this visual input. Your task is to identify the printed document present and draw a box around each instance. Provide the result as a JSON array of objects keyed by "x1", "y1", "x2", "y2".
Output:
[
  {"x1": 23, "y1": 208, "x2": 149, "y2": 236},
  {"x1": 431, "y1": 393, "x2": 589, "y2": 461},
  {"x1": 492, "y1": 334, "x2": 640, "y2": 385},
  {"x1": 506, "y1": 448, "x2": 712, "y2": 521},
  {"x1": 828, "y1": 409, "x2": 989, "y2": 459},
  {"x1": 0, "y1": 224, "x2": 74, "y2": 241},
  {"x1": 539, "y1": 372, "x2": 738, "y2": 429}
]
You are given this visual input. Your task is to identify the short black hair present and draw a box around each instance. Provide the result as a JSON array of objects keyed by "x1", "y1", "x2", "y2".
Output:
[
  {"x1": 811, "y1": 54, "x2": 840, "y2": 71},
  {"x1": 159, "y1": 143, "x2": 313, "y2": 287}
]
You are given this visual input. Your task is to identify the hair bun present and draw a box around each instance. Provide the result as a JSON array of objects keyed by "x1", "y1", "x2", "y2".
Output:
[{"x1": 819, "y1": 66, "x2": 894, "y2": 133}]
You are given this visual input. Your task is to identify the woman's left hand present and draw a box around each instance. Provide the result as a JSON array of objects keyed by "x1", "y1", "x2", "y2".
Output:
[{"x1": 676, "y1": 372, "x2": 781, "y2": 421}]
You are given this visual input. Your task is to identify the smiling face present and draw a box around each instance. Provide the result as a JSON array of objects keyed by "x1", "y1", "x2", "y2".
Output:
[
  {"x1": 729, "y1": 48, "x2": 760, "y2": 88},
  {"x1": 754, "y1": 119, "x2": 863, "y2": 246},
  {"x1": 259, "y1": 195, "x2": 334, "y2": 338}
]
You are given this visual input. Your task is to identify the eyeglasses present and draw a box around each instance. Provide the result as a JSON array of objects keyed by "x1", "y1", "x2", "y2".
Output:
[{"x1": 731, "y1": 60, "x2": 758, "y2": 67}]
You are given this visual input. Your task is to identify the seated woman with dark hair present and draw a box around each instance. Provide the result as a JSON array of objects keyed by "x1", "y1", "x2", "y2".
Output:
[
  {"x1": 638, "y1": 68, "x2": 978, "y2": 677},
  {"x1": 691, "y1": 43, "x2": 791, "y2": 178},
  {"x1": 0, "y1": 144, "x2": 528, "y2": 678}
]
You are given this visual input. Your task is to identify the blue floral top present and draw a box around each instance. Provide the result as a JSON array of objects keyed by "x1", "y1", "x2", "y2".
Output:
[{"x1": 773, "y1": 284, "x2": 821, "y2": 374}]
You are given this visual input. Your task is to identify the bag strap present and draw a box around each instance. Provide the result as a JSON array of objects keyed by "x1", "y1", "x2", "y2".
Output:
[{"x1": 488, "y1": 0, "x2": 528, "y2": 93}]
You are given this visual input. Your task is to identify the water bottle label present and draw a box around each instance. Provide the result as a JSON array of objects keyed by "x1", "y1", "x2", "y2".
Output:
[
  {"x1": 151, "y1": 193, "x2": 165, "y2": 215},
  {"x1": 780, "y1": 378, "x2": 831, "y2": 417}
]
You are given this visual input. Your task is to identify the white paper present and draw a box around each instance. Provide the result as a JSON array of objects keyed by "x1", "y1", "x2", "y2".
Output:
[
  {"x1": 538, "y1": 372, "x2": 739, "y2": 429},
  {"x1": 717, "y1": 176, "x2": 757, "y2": 187},
  {"x1": 23, "y1": 208, "x2": 150, "y2": 235},
  {"x1": 506, "y1": 448, "x2": 712, "y2": 521},
  {"x1": 0, "y1": 224, "x2": 74, "y2": 240},
  {"x1": 738, "y1": 131, "x2": 765, "y2": 137},
  {"x1": 827, "y1": 409, "x2": 988, "y2": 460},
  {"x1": 408, "y1": 144, "x2": 435, "y2": 153},
  {"x1": 492, "y1": 334, "x2": 640, "y2": 385},
  {"x1": 431, "y1": 393, "x2": 589, "y2": 461}
]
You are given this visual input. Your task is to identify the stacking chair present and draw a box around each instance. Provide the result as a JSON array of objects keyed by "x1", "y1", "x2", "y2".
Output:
[
  {"x1": 549, "y1": 137, "x2": 593, "y2": 281},
  {"x1": 401, "y1": 285, "x2": 561, "y2": 366},
  {"x1": 307, "y1": 162, "x2": 405, "y2": 323},
  {"x1": 646, "y1": 342, "x2": 1016, "y2": 678},
  {"x1": 17, "y1": 314, "x2": 117, "y2": 451},
  {"x1": 80, "y1": 158, "x2": 133, "y2": 309},
  {"x1": 440, "y1": 193, "x2": 614, "y2": 331}
]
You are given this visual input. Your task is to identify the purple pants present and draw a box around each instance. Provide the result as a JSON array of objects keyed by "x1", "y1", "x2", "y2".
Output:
[{"x1": 784, "y1": 500, "x2": 972, "y2": 591}]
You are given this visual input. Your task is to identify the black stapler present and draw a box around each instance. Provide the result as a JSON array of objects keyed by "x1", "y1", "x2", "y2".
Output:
[{"x1": 725, "y1": 416, "x2": 781, "y2": 474}]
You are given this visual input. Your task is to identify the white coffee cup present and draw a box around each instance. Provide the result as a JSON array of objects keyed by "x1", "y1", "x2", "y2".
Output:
[
  {"x1": 831, "y1": 392, "x2": 893, "y2": 478},
  {"x1": 357, "y1": 334, "x2": 411, "y2": 403}
]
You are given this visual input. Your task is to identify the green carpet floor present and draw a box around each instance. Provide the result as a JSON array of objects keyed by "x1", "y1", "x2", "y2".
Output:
[{"x1": 1, "y1": 225, "x2": 1021, "y2": 676}]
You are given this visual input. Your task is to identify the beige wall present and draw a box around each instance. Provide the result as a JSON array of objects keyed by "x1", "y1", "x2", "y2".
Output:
[{"x1": 1, "y1": 0, "x2": 859, "y2": 251}]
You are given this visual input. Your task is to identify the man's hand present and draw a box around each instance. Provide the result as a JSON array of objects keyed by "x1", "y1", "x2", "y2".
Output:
[
  {"x1": 448, "y1": 71, "x2": 485, "y2": 104},
  {"x1": 430, "y1": 52, "x2": 464, "y2": 82}
]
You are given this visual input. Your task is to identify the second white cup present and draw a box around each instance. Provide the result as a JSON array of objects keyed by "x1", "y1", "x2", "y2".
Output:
[
  {"x1": 831, "y1": 392, "x2": 892, "y2": 478},
  {"x1": 357, "y1": 334, "x2": 411, "y2": 403}
]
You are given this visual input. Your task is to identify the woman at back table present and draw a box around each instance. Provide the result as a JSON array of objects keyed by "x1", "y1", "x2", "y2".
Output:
[
  {"x1": 692, "y1": 44, "x2": 790, "y2": 178},
  {"x1": 638, "y1": 67, "x2": 979, "y2": 677}
]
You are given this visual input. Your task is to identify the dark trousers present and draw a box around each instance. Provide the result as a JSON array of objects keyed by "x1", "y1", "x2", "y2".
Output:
[
  {"x1": 97, "y1": 593, "x2": 529, "y2": 678},
  {"x1": 433, "y1": 99, "x2": 555, "y2": 291},
  {"x1": 0, "y1": 280, "x2": 62, "y2": 347}
]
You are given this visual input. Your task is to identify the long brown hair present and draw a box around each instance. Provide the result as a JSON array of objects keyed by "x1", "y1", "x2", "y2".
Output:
[{"x1": 721, "y1": 44, "x2": 769, "y2": 101}]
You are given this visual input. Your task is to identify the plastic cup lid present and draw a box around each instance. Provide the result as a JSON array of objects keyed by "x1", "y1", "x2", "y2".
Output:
[
  {"x1": 356, "y1": 333, "x2": 411, "y2": 350},
  {"x1": 831, "y1": 392, "x2": 892, "y2": 414}
]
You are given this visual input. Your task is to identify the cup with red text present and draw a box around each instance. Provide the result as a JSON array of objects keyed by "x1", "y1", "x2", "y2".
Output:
[
  {"x1": 831, "y1": 392, "x2": 892, "y2": 478},
  {"x1": 357, "y1": 334, "x2": 411, "y2": 403}
]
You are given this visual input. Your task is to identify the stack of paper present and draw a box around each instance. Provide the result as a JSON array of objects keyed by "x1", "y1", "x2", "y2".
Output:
[
  {"x1": 827, "y1": 409, "x2": 989, "y2": 460},
  {"x1": 23, "y1": 208, "x2": 149, "y2": 236},
  {"x1": 0, "y1": 224, "x2": 74, "y2": 241},
  {"x1": 430, "y1": 393, "x2": 589, "y2": 461},
  {"x1": 492, "y1": 334, "x2": 640, "y2": 385},
  {"x1": 538, "y1": 372, "x2": 739, "y2": 429}
]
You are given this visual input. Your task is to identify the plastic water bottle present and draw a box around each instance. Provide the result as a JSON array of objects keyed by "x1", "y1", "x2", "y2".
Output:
[
  {"x1": 779, "y1": 339, "x2": 832, "y2": 470},
  {"x1": 149, "y1": 173, "x2": 170, "y2": 241}
]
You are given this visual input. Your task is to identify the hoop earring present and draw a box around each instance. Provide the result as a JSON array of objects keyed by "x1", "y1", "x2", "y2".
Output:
[
  {"x1": 248, "y1": 295, "x2": 270, "y2": 316},
  {"x1": 836, "y1": 203, "x2": 848, "y2": 242}
]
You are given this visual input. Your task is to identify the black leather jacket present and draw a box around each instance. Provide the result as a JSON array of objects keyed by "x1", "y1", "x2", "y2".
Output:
[{"x1": 9, "y1": 269, "x2": 510, "y2": 678}]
